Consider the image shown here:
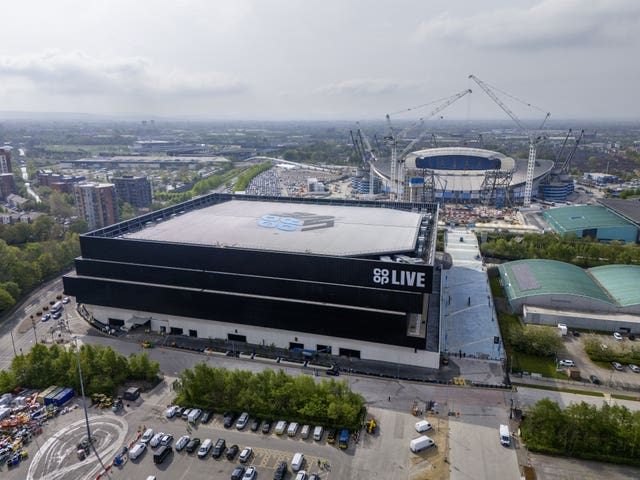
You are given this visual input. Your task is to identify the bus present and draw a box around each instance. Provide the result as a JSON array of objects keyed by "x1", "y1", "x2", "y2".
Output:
[{"x1": 51, "y1": 301, "x2": 63, "y2": 313}]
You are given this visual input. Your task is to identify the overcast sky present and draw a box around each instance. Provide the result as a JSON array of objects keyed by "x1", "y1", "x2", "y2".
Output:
[{"x1": 0, "y1": 0, "x2": 638, "y2": 121}]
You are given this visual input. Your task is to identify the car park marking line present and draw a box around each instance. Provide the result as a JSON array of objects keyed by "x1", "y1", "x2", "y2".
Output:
[{"x1": 26, "y1": 415, "x2": 128, "y2": 480}]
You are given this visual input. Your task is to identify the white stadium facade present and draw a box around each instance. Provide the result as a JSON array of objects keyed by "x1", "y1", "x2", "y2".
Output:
[{"x1": 372, "y1": 146, "x2": 554, "y2": 205}]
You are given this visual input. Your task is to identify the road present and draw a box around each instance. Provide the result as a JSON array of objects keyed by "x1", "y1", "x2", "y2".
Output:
[{"x1": 19, "y1": 149, "x2": 41, "y2": 203}]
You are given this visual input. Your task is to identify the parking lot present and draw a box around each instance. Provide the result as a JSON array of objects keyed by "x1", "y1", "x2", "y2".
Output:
[{"x1": 2, "y1": 375, "x2": 455, "y2": 480}]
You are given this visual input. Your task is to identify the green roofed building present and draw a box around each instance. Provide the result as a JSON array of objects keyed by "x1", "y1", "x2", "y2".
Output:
[{"x1": 542, "y1": 205, "x2": 638, "y2": 243}]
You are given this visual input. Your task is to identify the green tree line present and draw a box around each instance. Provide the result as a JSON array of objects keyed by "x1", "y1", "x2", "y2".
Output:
[
  {"x1": 233, "y1": 162, "x2": 272, "y2": 192},
  {"x1": 479, "y1": 232, "x2": 640, "y2": 267},
  {"x1": 0, "y1": 343, "x2": 160, "y2": 396},
  {"x1": 153, "y1": 164, "x2": 242, "y2": 203},
  {"x1": 522, "y1": 398, "x2": 640, "y2": 466},
  {"x1": 583, "y1": 335, "x2": 640, "y2": 364},
  {"x1": 174, "y1": 364, "x2": 365, "y2": 430},
  {"x1": 0, "y1": 218, "x2": 81, "y2": 313}
]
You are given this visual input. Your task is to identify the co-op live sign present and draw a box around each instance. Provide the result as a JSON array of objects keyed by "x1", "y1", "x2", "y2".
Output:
[{"x1": 373, "y1": 267, "x2": 427, "y2": 289}]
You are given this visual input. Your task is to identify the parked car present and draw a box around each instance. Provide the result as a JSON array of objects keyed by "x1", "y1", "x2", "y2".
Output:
[
  {"x1": 198, "y1": 439, "x2": 213, "y2": 458},
  {"x1": 160, "y1": 434, "x2": 173, "y2": 446},
  {"x1": 149, "y1": 433, "x2": 164, "y2": 448},
  {"x1": 236, "y1": 412, "x2": 250, "y2": 430},
  {"x1": 41, "y1": 313, "x2": 51, "y2": 322},
  {"x1": 612, "y1": 361, "x2": 624, "y2": 371},
  {"x1": 613, "y1": 332, "x2": 623, "y2": 341},
  {"x1": 166, "y1": 405, "x2": 180, "y2": 418},
  {"x1": 212, "y1": 438, "x2": 226, "y2": 459},
  {"x1": 275, "y1": 420, "x2": 287, "y2": 435},
  {"x1": 273, "y1": 460, "x2": 288, "y2": 480},
  {"x1": 242, "y1": 466, "x2": 257, "y2": 480},
  {"x1": 175, "y1": 435, "x2": 190, "y2": 451},
  {"x1": 558, "y1": 359, "x2": 575, "y2": 367},
  {"x1": 224, "y1": 413, "x2": 236, "y2": 429},
  {"x1": 239, "y1": 447, "x2": 253, "y2": 463},
  {"x1": 589, "y1": 374, "x2": 601, "y2": 385},
  {"x1": 250, "y1": 418, "x2": 261, "y2": 432},
  {"x1": 185, "y1": 437, "x2": 201, "y2": 453},
  {"x1": 231, "y1": 466, "x2": 246, "y2": 480},
  {"x1": 327, "y1": 428, "x2": 337, "y2": 443},
  {"x1": 226, "y1": 444, "x2": 239, "y2": 460},
  {"x1": 629, "y1": 364, "x2": 640, "y2": 373},
  {"x1": 201, "y1": 411, "x2": 213, "y2": 423},
  {"x1": 294, "y1": 471, "x2": 307, "y2": 480},
  {"x1": 129, "y1": 442, "x2": 146, "y2": 460},
  {"x1": 262, "y1": 419, "x2": 273, "y2": 434},
  {"x1": 287, "y1": 422, "x2": 300, "y2": 437}
]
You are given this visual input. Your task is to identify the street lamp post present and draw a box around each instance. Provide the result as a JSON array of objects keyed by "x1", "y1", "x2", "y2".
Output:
[
  {"x1": 9, "y1": 330, "x2": 17, "y2": 357},
  {"x1": 31, "y1": 315, "x2": 38, "y2": 344},
  {"x1": 73, "y1": 337, "x2": 111, "y2": 478}
]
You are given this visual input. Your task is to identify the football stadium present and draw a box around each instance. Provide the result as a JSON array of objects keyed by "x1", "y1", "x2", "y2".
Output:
[
  {"x1": 373, "y1": 146, "x2": 554, "y2": 205},
  {"x1": 63, "y1": 193, "x2": 441, "y2": 368}
]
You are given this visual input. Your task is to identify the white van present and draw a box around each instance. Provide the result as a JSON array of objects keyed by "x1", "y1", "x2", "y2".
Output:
[
  {"x1": 300, "y1": 425, "x2": 311, "y2": 440},
  {"x1": 313, "y1": 426, "x2": 324, "y2": 441},
  {"x1": 499, "y1": 424, "x2": 510, "y2": 447},
  {"x1": 415, "y1": 420, "x2": 432, "y2": 433},
  {"x1": 275, "y1": 420, "x2": 288, "y2": 435},
  {"x1": 287, "y1": 422, "x2": 299, "y2": 437},
  {"x1": 291, "y1": 452, "x2": 305, "y2": 472},
  {"x1": 141, "y1": 428, "x2": 154, "y2": 444},
  {"x1": 129, "y1": 442, "x2": 146, "y2": 460},
  {"x1": 198, "y1": 438, "x2": 213, "y2": 458},
  {"x1": 188, "y1": 408, "x2": 202, "y2": 424}
]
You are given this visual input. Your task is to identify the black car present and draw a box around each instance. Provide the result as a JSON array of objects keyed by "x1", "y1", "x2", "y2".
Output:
[
  {"x1": 326, "y1": 428, "x2": 337, "y2": 443},
  {"x1": 273, "y1": 460, "x2": 288, "y2": 480},
  {"x1": 212, "y1": 438, "x2": 226, "y2": 459},
  {"x1": 326, "y1": 365, "x2": 340, "y2": 376},
  {"x1": 201, "y1": 411, "x2": 212, "y2": 424},
  {"x1": 223, "y1": 412, "x2": 235, "y2": 429},
  {"x1": 262, "y1": 419, "x2": 273, "y2": 434},
  {"x1": 231, "y1": 466, "x2": 246, "y2": 480},
  {"x1": 589, "y1": 374, "x2": 601, "y2": 385},
  {"x1": 250, "y1": 418, "x2": 261, "y2": 432},
  {"x1": 226, "y1": 444, "x2": 239, "y2": 460},
  {"x1": 185, "y1": 437, "x2": 201, "y2": 453}
]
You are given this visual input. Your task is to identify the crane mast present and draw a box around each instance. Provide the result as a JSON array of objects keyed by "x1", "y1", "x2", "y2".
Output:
[
  {"x1": 387, "y1": 88, "x2": 472, "y2": 200},
  {"x1": 468, "y1": 74, "x2": 549, "y2": 207}
]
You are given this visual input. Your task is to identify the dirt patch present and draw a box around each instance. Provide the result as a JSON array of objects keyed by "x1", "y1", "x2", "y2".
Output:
[{"x1": 408, "y1": 417, "x2": 449, "y2": 480}]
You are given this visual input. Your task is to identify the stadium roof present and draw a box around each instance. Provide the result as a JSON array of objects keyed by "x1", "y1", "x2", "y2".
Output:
[
  {"x1": 499, "y1": 259, "x2": 613, "y2": 305},
  {"x1": 597, "y1": 198, "x2": 640, "y2": 225},
  {"x1": 124, "y1": 199, "x2": 424, "y2": 256},
  {"x1": 589, "y1": 265, "x2": 640, "y2": 307},
  {"x1": 543, "y1": 205, "x2": 635, "y2": 232}
]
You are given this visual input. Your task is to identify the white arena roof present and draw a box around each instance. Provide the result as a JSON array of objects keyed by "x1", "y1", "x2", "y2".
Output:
[{"x1": 124, "y1": 199, "x2": 423, "y2": 257}]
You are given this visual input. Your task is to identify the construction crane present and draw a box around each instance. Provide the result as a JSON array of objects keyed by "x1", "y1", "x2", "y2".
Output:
[
  {"x1": 386, "y1": 88, "x2": 472, "y2": 200},
  {"x1": 468, "y1": 75, "x2": 550, "y2": 207},
  {"x1": 560, "y1": 129, "x2": 584, "y2": 174}
]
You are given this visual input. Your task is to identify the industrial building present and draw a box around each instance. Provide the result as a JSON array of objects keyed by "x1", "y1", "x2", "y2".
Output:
[
  {"x1": 498, "y1": 259, "x2": 640, "y2": 332},
  {"x1": 542, "y1": 205, "x2": 638, "y2": 243},
  {"x1": 597, "y1": 198, "x2": 640, "y2": 230},
  {"x1": 63, "y1": 194, "x2": 441, "y2": 368},
  {"x1": 73, "y1": 182, "x2": 119, "y2": 231}
]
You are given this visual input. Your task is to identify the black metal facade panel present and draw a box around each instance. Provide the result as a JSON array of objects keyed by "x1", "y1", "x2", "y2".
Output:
[
  {"x1": 74, "y1": 259, "x2": 424, "y2": 313},
  {"x1": 79, "y1": 236, "x2": 434, "y2": 294},
  {"x1": 63, "y1": 276, "x2": 425, "y2": 349}
]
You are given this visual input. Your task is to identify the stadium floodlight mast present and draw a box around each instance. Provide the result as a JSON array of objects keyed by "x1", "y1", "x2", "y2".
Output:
[{"x1": 468, "y1": 74, "x2": 550, "y2": 207}]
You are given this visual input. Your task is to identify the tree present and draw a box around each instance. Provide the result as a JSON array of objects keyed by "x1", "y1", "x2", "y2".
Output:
[
  {"x1": 49, "y1": 191, "x2": 74, "y2": 218},
  {"x1": 69, "y1": 218, "x2": 89, "y2": 234},
  {"x1": 0, "y1": 287, "x2": 15, "y2": 312}
]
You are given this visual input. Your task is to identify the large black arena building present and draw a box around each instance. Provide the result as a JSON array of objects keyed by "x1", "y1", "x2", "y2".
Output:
[{"x1": 64, "y1": 193, "x2": 440, "y2": 367}]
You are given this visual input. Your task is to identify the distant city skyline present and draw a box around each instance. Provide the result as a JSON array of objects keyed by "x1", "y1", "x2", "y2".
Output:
[{"x1": 0, "y1": 0, "x2": 639, "y2": 121}]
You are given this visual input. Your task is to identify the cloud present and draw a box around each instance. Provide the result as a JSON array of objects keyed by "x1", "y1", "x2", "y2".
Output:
[
  {"x1": 413, "y1": 0, "x2": 640, "y2": 50},
  {"x1": 0, "y1": 50, "x2": 248, "y2": 97},
  {"x1": 315, "y1": 78, "x2": 424, "y2": 97}
]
